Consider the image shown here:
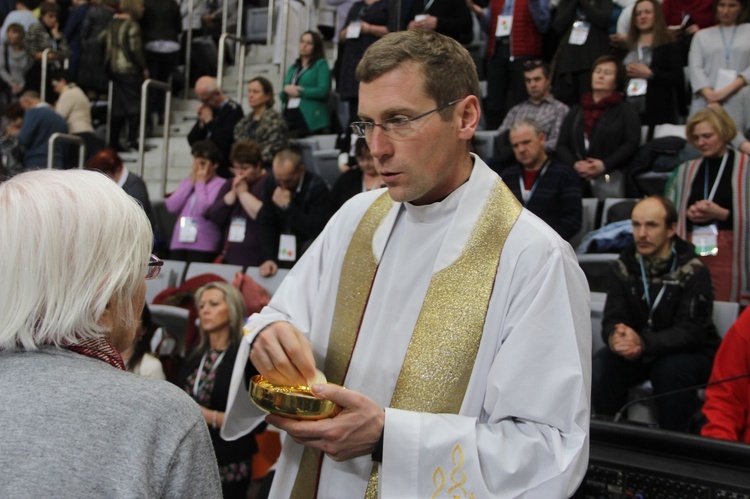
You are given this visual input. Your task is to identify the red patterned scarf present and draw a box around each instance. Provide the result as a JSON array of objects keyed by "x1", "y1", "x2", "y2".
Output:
[
  {"x1": 67, "y1": 337, "x2": 126, "y2": 370},
  {"x1": 581, "y1": 92, "x2": 623, "y2": 138}
]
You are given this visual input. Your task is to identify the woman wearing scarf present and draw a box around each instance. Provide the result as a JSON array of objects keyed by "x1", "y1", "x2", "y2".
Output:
[
  {"x1": 666, "y1": 106, "x2": 750, "y2": 304},
  {"x1": 557, "y1": 54, "x2": 641, "y2": 198}
]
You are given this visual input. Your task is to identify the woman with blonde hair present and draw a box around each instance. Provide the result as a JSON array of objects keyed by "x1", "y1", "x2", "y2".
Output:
[
  {"x1": 666, "y1": 106, "x2": 750, "y2": 304},
  {"x1": 176, "y1": 281, "x2": 258, "y2": 498}
]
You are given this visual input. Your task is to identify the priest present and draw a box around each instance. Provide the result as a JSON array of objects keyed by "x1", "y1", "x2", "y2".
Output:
[{"x1": 223, "y1": 30, "x2": 592, "y2": 498}]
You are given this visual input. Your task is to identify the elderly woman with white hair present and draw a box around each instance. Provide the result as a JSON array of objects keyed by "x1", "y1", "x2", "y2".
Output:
[{"x1": 0, "y1": 169, "x2": 222, "y2": 497}]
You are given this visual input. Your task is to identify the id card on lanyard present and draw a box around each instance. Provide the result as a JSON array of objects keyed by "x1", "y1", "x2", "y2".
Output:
[
  {"x1": 288, "y1": 64, "x2": 308, "y2": 109},
  {"x1": 519, "y1": 162, "x2": 549, "y2": 205},
  {"x1": 193, "y1": 350, "x2": 227, "y2": 399},
  {"x1": 627, "y1": 47, "x2": 648, "y2": 96},
  {"x1": 716, "y1": 26, "x2": 738, "y2": 89},
  {"x1": 569, "y1": 21, "x2": 590, "y2": 45},
  {"x1": 639, "y1": 250, "x2": 676, "y2": 331},
  {"x1": 691, "y1": 153, "x2": 728, "y2": 256},
  {"x1": 178, "y1": 193, "x2": 199, "y2": 243},
  {"x1": 278, "y1": 234, "x2": 297, "y2": 262}
]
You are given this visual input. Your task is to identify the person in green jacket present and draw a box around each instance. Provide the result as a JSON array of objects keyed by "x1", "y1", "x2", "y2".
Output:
[{"x1": 281, "y1": 30, "x2": 331, "y2": 137}]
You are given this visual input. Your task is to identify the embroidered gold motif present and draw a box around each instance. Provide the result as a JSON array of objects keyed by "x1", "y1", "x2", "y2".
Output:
[
  {"x1": 432, "y1": 467, "x2": 446, "y2": 498},
  {"x1": 431, "y1": 446, "x2": 477, "y2": 499}
]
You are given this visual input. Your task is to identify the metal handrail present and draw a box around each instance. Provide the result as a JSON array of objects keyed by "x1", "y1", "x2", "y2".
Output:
[
  {"x1": 267, "y1": 0, "x2": 275, "y2": 46},
  {"x1": 105, "y1": 80, "x2": 113, "y2": 146},
  {"x1": 184, "y1": 0, "x2": 195, "y2": 102},
  {"x1": 47, "y1": 133, "x2": 85, "y2": 169},
  {"x1": 234, "y1": 0, "x2": 245, "y2": 65},
  {"x1": 217, "y1": 33, "x2": 249, "y2": 103},
  {"x1": 138, "y1": 79, "x2": 172, "y2": 198}
]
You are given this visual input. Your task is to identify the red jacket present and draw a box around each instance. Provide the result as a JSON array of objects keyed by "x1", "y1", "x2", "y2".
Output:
[
  {"x1": 701, "y1": 307, "x2": 750, "y2": 443},
  {"x1": 487, "y1": 0, "x2": 543, "y2": 58}
]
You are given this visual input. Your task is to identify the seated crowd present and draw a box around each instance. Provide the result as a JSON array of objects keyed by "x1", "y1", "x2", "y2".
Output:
[{"x1": 2, "y1": 0, "x2": 750, "y2": 496}]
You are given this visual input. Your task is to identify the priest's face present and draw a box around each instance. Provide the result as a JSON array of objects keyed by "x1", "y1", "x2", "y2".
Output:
[{"x1": 357, "y1": 63, "x2": 471, "y2": 205}]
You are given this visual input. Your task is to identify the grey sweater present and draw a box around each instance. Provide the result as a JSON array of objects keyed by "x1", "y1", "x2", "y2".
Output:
[{"x1": 0, "y1": 347, "x2": 222, "y2": 498}]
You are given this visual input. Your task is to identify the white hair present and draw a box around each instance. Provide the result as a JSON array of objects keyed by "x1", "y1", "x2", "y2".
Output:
[{"x1": 0, "y1": 170, "x2": 152, "y2": 350}]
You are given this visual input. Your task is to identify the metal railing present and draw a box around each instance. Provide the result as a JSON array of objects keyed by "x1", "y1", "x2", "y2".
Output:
[
  {"x1": 138, "y1": 79, "x2": 173, "y2": 197},
  {"x1": 105, "y1": 80, "x2": 113, "y2": 146},
  {"x1": 184, "y1": 0, "x2": 194, "y2": 102},
  {"x1": 47, "y1": 133, "x2": 85, "y2": 169},
  {"x1": 40, "y1": 48, "x2": 69, "y2": 102},
  {"x1": 217, "y1": 33, "x2": 250, "y2": 103}
]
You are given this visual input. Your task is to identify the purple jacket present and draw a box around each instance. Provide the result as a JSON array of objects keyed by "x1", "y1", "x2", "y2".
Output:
[{"x1": 165, "y1": 176, "x2": 226, "y2": 252}]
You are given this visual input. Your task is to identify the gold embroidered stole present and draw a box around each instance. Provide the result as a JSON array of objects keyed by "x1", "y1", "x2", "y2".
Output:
[
  {"x1": 292, "y1": 180, "x2": 522, "y2": 499},
  {"x1": 291, "y1": 192, "x2": 394, "y2": 499}
]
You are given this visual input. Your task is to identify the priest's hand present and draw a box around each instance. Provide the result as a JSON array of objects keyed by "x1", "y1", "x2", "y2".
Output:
[
  {"x1": 266, "y1": 384, "x2": 385, "y2": 462},
  {"x1": 250, "y1": 321, "x2": 317, "y2": 386}
]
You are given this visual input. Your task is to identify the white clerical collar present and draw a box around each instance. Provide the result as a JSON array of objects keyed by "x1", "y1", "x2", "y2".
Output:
[
  {"x1": 403, "y1": 177, "x2": 470, "y2": 224},
  {"x1": 117, "y1": 166, "x2": 130, "y2": 188}
]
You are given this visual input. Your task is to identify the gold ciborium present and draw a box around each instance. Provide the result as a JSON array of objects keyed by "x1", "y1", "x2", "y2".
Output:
[{"x1": 249, "y1": 375, "x2": 342, "y2": 420}]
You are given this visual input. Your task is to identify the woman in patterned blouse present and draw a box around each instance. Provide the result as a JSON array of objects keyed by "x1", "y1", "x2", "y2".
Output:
[{"x1": 234, "y1": 76, "x2": 288, "y2": 168}]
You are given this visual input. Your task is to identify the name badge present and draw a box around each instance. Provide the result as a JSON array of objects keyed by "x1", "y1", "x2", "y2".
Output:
[
  {"x1": 568, "y1": 21, "x2": 590, "y2": 45},
  {"x1": 278, "y1": 234, "x2": 297, "y2": 262},
  {"x1": 287, "y1": 97, "x2": 301, "y2": 109},
  {"x1": 627, "y1": 78, "x2": 648, "y2": 96},
  {"x1": 692, "y1": 224, "x2": 719, "y2": 256},
  {"x1": 495, "y1": 15, "x2": 512, "y2": 37},
  {"x1": 178, "y1": 216, "x2": 198, "y2": 243},
  {"x1": 716, "y1": 68, "x2": 738, "y2": 90},
  {"x1": 346, "y1": 21, "x2": 362, "y2": 39},
  {"x1": 228, "y1": 217, "x2": 247, "y2": 242}
]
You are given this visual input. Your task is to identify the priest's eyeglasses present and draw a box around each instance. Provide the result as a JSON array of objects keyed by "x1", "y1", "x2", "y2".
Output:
[
  {"x1": 145, "y1": 254, "x2": 164, "y2": 280},
  {"x1": 350, "y1": 99, "x2": 462, "y2": 140}
]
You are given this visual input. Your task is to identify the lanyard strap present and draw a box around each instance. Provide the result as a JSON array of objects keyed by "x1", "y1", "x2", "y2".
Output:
[
  {"x1": 502, "y1": 0, "x2": 514, "y2": 16},
  {"x1": 704, "y1": 152, "x2": 729, "y2": 201},
  {"x1": 192, "y1": 350, "x2": 226, "y2": 398},
  {"x1": 423, "y1": 0, "x2": 436, "y2": 13},
  {"x1": 518, "y1": 161, "x2": 549, "y2": 205},
  {"x1": 291, "y1": 64, "x2": 309, "y2": 85},
  {"x1": 719, "y1": 25, "x2": 737, "y2": 67},
  {"x1": 638, "y1": 249, "x2": 677, "y2": 327},
  {"x1": 356, "y1": 3, "x2": 367, "y2": 19}
]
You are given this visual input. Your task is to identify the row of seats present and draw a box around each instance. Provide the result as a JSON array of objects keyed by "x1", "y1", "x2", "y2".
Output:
[{"x1": 146, "y1": 260, "x2": 290, "y2": 304}]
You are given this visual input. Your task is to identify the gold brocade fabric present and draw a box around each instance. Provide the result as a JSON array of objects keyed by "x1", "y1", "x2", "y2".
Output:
[{"x1": 291, "y1": 192, "x2": 393, "y2": 499}]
